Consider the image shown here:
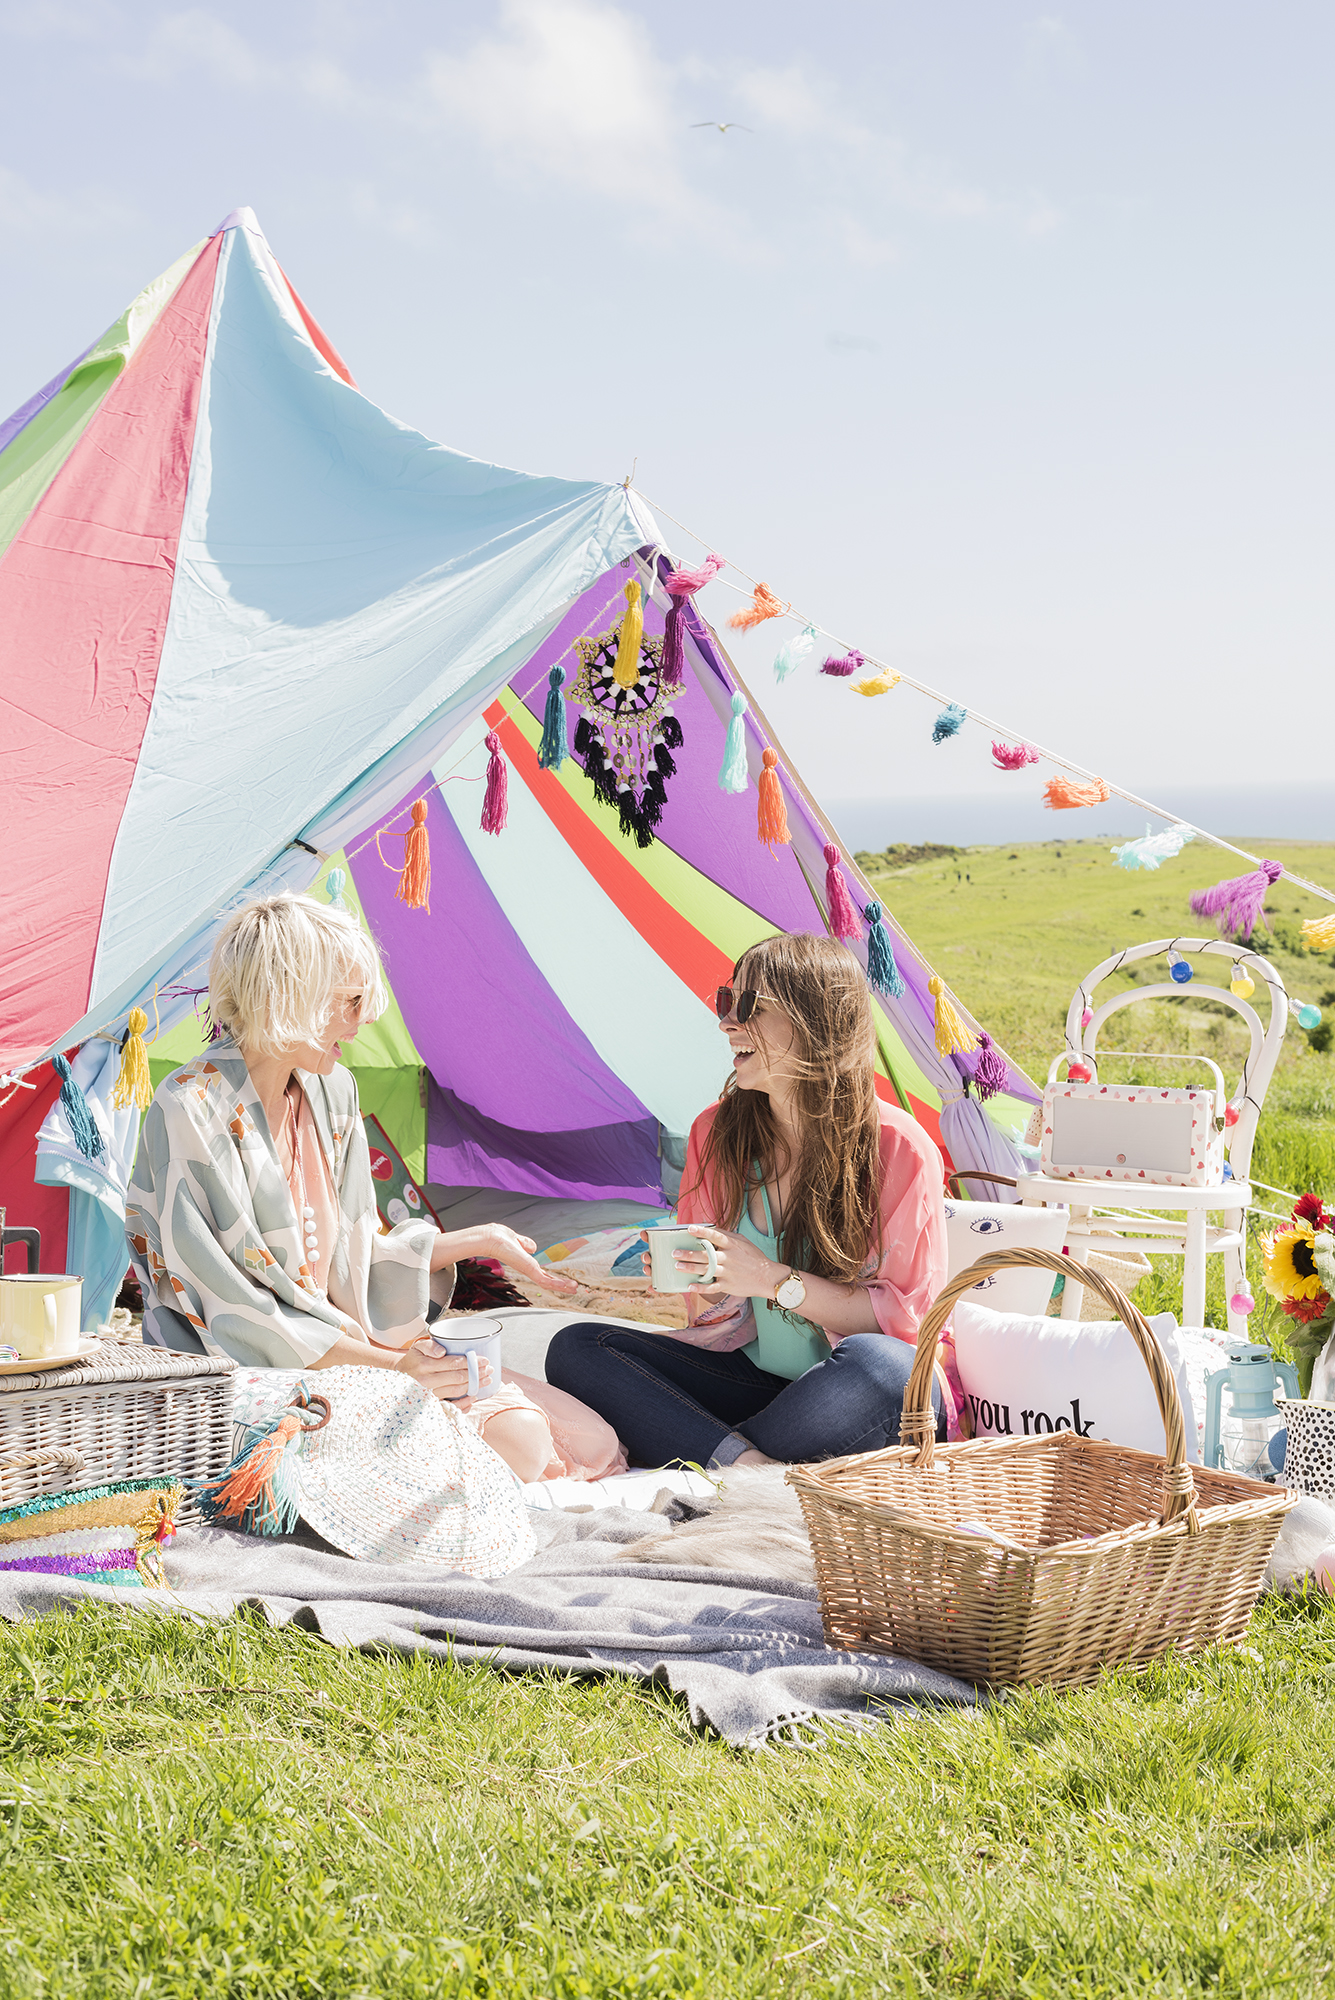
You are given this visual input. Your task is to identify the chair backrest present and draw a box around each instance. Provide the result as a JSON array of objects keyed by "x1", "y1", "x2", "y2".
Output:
[{"x1": 1061, "y1": 938, "x2": 1288, "y2": 1183}]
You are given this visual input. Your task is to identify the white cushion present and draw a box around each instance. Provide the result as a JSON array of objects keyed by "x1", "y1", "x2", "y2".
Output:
[
  {"x1": 952, "y1": 1300, "x2": 1200, "y2": 1463},
  {"x1": 943, "y1": 1200, "x2": 1069, "y2": 1317}
]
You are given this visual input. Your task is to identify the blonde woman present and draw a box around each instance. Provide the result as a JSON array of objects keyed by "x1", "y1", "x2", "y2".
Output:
[
  {"x1": 126, "y1": 892, "x2": 622, "y2": 1485},
  {"x1": 546, "y1": 932, "x2": 952, "y2": 1468}
]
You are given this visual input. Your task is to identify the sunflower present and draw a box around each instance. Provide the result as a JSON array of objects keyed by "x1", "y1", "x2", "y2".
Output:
[{"x1": 1262, "y1": 1221, "x2": 1328, "y2": 1303}]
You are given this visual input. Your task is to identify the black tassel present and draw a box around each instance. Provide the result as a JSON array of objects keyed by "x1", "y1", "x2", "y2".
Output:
[
  {"x1": 661, "y1": 713, "x2": 683, "y2": 751},
  {"x1": 653, "y1": 742, "x2": 676, "y2": 780},
  {"x1": 618, "y1": 788, "x2": 639, "y2": 841},
  {"x1": 574, "y1": 715, "x2": 593, "y2": 758}
]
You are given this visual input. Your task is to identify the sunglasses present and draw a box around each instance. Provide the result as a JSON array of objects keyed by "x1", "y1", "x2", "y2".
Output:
[{"x1": 714, "y1": 986, "x2": 779, "y2": 1025}]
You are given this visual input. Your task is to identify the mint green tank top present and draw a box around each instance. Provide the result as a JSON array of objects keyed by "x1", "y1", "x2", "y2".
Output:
[{"x1": 737, "y1": 1175, "x2": 827, "y2": 1381}]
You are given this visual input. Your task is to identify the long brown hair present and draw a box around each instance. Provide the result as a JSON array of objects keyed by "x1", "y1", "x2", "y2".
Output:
[{"x1": 687, "y1": 932, "x2": 882, "y2": 1285}]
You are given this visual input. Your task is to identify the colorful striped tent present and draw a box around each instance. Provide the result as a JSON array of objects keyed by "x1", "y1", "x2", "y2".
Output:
[{"x1": 1, "y1": 210, "x2": 1036, "y2": 1294}]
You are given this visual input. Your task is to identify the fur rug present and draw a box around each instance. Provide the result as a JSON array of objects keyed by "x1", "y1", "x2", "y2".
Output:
[{"x1": 617, "y1": 1465, "x2": 815, "y2": 1583}]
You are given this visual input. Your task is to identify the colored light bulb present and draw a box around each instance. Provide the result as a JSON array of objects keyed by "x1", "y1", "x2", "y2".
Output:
[
  {"x1": 1080, "y1": 1007, "x2": 1093, "y2": 1028},
  {"x1": 1230, "y1": 971, "x2": 1255, "y2": 999},
  {"x1": 1298, "y1": 1003, "x2": 1322, "y2": 1031},
  {"x1": 1229, "y1": 1290, "x2": 1255, "y2": 1316},
  {"x1": 1067, "y1": 1062, "x2": 1092, "y2": 1083},
  {"x1": 1224, "y1": 1103, "x2": 1240, "y2": 1128},
  {"x1": 1169, "y1": 954, "x2": 1193, "y2": 984}
]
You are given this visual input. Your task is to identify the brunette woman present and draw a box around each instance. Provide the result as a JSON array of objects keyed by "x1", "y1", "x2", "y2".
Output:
[{"x1": 545, "y1": 932, "x2": 953, "y2": 1468}]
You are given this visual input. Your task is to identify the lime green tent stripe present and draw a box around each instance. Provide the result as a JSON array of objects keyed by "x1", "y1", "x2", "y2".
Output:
[{"x1": 0, "y1": 238, "x2": 206, "y2": 566}]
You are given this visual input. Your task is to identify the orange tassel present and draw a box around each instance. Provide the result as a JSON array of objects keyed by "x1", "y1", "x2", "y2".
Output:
[
  {"x1": 727, "y1": 582, "x2": 789, "y2": 632},
  {"x1": 396, "y1": 800, "x2": 431, "y2": 911},
  {"x1": 1043, "y1": 774, "x2": 1110, "y2": 810},
  {"x1": 757, "y1": 748, "x2": 791, "y2": 851}
]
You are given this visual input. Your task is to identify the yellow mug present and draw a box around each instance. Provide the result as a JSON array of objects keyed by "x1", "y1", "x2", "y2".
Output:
[{"x1": 0, "y1": 1276, "x2": 84, "y2": 1359}]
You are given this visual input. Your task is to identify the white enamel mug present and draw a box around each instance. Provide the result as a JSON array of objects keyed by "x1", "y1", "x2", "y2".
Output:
[
  {"x1": 644, "y1": 1226, "x2": 719, "y2": 1294},
  {"x1": 429, "y1": 1318, "x2": 503, "y2": 1400},
  {"x1": 0, "y1": 1275, "x2": 83, "y2": 1358}
]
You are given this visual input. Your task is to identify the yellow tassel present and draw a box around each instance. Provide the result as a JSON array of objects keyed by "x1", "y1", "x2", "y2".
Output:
[
  {"x1": 928, "y1": 975, "x2": 978, "y2": 1058},
  {"x1": 1302, "y1": 913, "x2": 1335, "y2": 951},
  {"x1": 112, "y1": 1007, "x2": 153, "y2": 1111},
  {"x1": 613, "y1": 580, "x2": 643, "y2": 687},
  {"x1": 851, "y1": 668, "x2": 901, "y2": 697}
]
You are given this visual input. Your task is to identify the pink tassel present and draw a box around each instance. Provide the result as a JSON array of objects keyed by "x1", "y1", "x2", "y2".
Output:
[
  {"x1": 821, "y1": 650, "x2": 864, "y2": 678},
  {"x1": 823, "y1": 843, "x2": 864, "y2": 942},
  {"x1": 972, "y1": 1032, "x2": 1008, "y2": 1102},
  {"x1": 1190, "y1": 858, "x2": 1283, "y2": 939},
  {"x1": 991, "y1": 740, "x2": 1038, "y2": 771},
  {"x1": 664, "y1": 553, "x2": 724, "y2": 596},
  {"x1": 481, "y1": 730, "x2": 509, "y2": 835}
]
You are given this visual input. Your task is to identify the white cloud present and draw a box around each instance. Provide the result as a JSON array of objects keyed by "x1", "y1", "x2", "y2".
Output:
[
  {"x1": 0, "y1": 163, "x2": 137, "y2": 234},
  {"x1": 122, "y1": 8, "x2": 272, "y2": 85}
]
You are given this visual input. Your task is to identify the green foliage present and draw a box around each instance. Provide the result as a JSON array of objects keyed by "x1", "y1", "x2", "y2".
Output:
[{"x1": 5, "y1": 1597, "x2": 1335, "y2": 1997}]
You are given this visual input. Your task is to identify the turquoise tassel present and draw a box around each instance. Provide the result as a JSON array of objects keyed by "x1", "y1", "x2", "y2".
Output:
[
  {"x1": 863, "y1": 904, "x2": 905, "y2": 998},
  {"x1": 52, "y1": 1053, "x2": 105, "y2": 1161},
  {"x1": 718, "y1": 691, "x2": 750, "y2": 794},
  {"x1": 325, "y1": 867, "x2": 348, "y2": 910},
  {"x1": 773, "y1": 624, "x2": 817, "y2": 683},
  {"x1": 932, "y1": 703, "x2": 967, "y2": 745},
  {"x1": 538, "y1": 666, "x2": 570, "y2": 770}
]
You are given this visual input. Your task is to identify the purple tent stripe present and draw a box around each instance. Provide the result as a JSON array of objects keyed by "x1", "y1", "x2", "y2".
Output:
[
  {"x1": 0, "y1": 342, "x2": 96, "y2": 457},
  {"x1": 427, "y1": 1078, "x2": 664, "y2": 1207}
]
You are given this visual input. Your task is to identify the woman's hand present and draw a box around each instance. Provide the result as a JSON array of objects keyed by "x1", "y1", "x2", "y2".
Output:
[
  {"x1": 640, "y1": 1225, "x2": 782, "y2": 1302},
  {"x1": 430, "y1": 1224, "x2": 580, "y2": 1297},
  {"x1": 394, "y1": 1337, "x2": 493, "y2": 1400}
]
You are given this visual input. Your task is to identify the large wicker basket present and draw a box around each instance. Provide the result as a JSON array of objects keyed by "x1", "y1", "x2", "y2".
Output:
[
  {"x1": 787, "y1": 1247, "x2": 1295, "y2": 1689},
  {"x1": 0, "y1": 1344, "x2": 234, "y2": 1526}
]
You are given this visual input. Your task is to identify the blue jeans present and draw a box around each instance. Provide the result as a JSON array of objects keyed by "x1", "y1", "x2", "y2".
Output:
[{"x1": 544, "y1": 1323, "x2": 944, "y2": 1469}]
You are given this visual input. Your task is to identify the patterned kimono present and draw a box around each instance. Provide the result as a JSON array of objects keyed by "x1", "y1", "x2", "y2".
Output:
[{"x1": 126, "y1": 1041, "x2": 443, "y2": 1369}]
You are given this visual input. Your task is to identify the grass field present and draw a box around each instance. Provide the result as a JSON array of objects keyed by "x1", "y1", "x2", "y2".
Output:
[{"x1": 6, "y1": 836, "x2": 1335, "y2": 1997}]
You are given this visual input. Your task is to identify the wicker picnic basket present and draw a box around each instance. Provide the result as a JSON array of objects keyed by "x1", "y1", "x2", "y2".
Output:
[
  {"x1": 0, "y1": 1343, "x2": 234, "y2": 1526},
  {"x1": 787, "y1": 1247, "x2": 1295, "y2": 1689}
]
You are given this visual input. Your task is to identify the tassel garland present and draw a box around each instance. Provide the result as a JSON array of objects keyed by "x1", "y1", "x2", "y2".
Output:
[
  {"x1": 481, "y1": 731, "x2": 509, "y2": 834},
  {"x1": 112, "y1": 1009, "x2": 152, "y2": 1112},
  {"x1": 932, "y1": 703, "x2": 967, "y2": 745},
  {"x1": 1190, "y1": 857, "x2": 1283, "y2": 940},
  {"x1": 1303, "y1": 912, "x2": 1335, "y2": 951},
  {"x1": 727, "y1": 582, "x2": 788, "y2": 632},
  {"x1": 757, "y1": 748, "x2": 790, "y2": 851},
  {"x1": 52, "y1": 1052, "x2": 105, "y2": 1160},
  {"x1": 821, "y1": 649, "x2": 864, "y2": 678},
  {"x1": 972, "y1": 1032, "x2": 1008, "y2": 1102},
  {"x1": 664, "y1": 553, "x2": 724, "y2": 596},
  {"x1": 395, "y1": 800, "x2": 431, "y2": 910},
  {"x1": 718, "y1": 692, "x2": 750, "y2": 794},
  {"x1": 613, "y1": 580, "x2": 643, "y2": 687},
  {"x1": 324, "y1": 867, "x2": 348, "y2": 909},
  {"x1": 863, "y1": 903, "x2": 905, "y2": 998},
  {"x1": 823, "y1": 844, "x2": 864, "y2": 942},
  {"x1": 195, "y1": 1388, "x2": 331, "y2": 1537},
  {"x1": 991, "y1": 740, "x2": 1038, "y2": 771},
  {"x1": 1044, "y1": 774, "x2": 1110, "y2": 808},
  {"x1": 928, "y1": 974, "x2": 978, "y2": 1057},
  {"x1": 538, "y1": 666, "x2": 570, "y2": 769},
  {"x1": 853, "y1": 667, "x2": 901, "y2": 697},
  {"x1": 773, "y1": 623, "x2": 817, "y2": 682},
  {"x1": 1109, "y1": 824, "x2": 1194, "y2": 871}
]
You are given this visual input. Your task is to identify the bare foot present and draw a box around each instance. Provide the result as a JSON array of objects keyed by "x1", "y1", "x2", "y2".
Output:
[{"x1": 733, "y1": 1447, "x2": 780, "y2": 1467}]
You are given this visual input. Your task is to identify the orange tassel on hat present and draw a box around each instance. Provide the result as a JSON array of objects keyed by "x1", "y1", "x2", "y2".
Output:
[
  {"x1": 727, "y1": 583, "x2": 788, "y2": 632},
  {"x1": 757, "y1": 748, "x2": 791, "y2": 852},
  {"x1": 1043, "y1": 774, "x2": 1110, "y2": 809},
  {"x1": 396, "y1": 800, "x2": 431, "y2": 911}
]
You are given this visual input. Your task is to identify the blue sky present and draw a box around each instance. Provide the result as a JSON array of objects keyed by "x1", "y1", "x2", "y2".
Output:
[{"x1": 1, "y1": 1, "x2": 1330, "y2": 812}]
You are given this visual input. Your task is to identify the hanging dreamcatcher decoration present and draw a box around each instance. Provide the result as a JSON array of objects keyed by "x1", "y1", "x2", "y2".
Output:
[{"x1": 570, "y1": 600, "x2": 684, "y2": 848}]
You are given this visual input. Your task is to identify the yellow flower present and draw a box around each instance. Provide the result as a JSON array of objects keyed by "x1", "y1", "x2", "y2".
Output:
[{"x1": 1262, "y1": 1221, "x2": 1327, "y2": 1303}]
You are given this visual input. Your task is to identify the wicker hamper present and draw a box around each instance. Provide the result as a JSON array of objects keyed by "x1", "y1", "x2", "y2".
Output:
[
  {"x1": 0, "y1": 1344, "x2": 234, "y2": 1525},
  {"x1": 788, "y1": 1247, "x2": 1295, "y2": 1690}
]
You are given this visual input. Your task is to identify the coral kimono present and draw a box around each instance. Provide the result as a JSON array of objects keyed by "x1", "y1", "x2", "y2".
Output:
[{"x1": 126, "y1": 1041, "x2": 439, "y2": 1368}]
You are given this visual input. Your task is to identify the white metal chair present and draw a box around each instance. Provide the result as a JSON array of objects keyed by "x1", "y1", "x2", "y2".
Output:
[{"x1": 1016, "y1": 936, "x2": 1290, "y2": 1332}]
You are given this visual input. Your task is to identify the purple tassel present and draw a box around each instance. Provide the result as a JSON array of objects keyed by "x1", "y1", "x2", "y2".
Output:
[
  {"x1": 972, "y1": 1032, "x2": 1008, "y2": 1103},
  {"x1": 823, "y1": 844, "x2": 864, "y2": 942},
  {"x1": 661, "y1": 599, "x2": 685, "y2": 686},
  {"x1": 821, "y1": 650, "x2": 864, "y2": 678},
  {"x1": 1189, "y1": 858, "x2": 1283, "y2": 939},
  {"x1": 481, "y1": 730, "x2": 509, "y2": 835}
]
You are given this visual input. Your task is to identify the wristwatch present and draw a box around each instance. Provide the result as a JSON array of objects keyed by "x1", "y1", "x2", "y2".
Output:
[{"x1": 773, "y1": 1267, "x2": 807, "y2": 1311}]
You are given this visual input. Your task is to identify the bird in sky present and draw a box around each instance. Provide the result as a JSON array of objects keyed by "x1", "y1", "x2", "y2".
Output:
[{"x1": 690, "y1": 122, "x2": 753, "y2": 133}]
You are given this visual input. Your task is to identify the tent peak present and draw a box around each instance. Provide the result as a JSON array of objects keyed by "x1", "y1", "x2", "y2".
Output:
[{"x1": 210, "y1": 206, "x2": 263, "y2": 240}]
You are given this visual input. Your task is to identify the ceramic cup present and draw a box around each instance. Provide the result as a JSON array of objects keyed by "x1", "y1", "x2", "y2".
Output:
[
  {"x1": 644, "y1": 1226, "x2": 719, "y2": 1294},
  {"x1": 0, "y1": 1275, "x2": 83, "y2": 1359},
  {"x1": 429, "y1": 1317, "x2": 504, "y2": 1400}
]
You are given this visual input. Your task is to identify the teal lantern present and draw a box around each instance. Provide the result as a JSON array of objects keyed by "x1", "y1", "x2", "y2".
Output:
[{"x1": 1202, "y1": 1344, "x2": 1300, "y2": 1480}]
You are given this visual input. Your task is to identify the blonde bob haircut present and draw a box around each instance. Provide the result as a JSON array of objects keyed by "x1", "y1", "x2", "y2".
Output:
[{"x1": 208, "y1": 893, "x2": 388, "y2": 1058}]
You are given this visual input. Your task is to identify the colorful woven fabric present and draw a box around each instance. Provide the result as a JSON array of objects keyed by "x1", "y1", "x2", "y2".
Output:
[{"x1": 0, "y1": 1476, "x2": 183, "y2": 1587}]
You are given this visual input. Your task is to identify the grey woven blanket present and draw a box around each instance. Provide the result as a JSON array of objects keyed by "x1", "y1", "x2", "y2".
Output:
[{"x1": 0, "y1": 1507, "x2": 980, "y2": 1748}]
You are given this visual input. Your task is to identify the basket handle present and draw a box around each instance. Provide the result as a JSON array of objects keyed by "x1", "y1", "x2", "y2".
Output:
[
  {"x1": 901, "y1": 1245, "x2": 1200, "y2": 1532},
  {"x1": 0, "y1": 1445, "x2": 87, "y2": 1495}
]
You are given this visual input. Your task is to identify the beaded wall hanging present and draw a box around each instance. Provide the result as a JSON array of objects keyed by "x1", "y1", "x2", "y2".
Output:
[{"x1": 570, "y1": 620, "x2": 684, "y2": 848}]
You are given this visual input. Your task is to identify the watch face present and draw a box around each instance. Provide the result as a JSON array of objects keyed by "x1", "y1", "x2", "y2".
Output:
[{"x1": 776, "y1": 1274, "x2": 806, "y2": 1309}]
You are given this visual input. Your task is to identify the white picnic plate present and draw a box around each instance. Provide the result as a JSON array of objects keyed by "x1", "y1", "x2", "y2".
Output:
[{"x1": 0, "y1": 1338, "x2": 103, "y2": 1375}]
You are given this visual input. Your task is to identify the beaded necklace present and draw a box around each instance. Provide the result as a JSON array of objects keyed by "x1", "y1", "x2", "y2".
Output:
[{"x1": 285, "y1": 1083, "x2": 322, "y2": 1292}]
